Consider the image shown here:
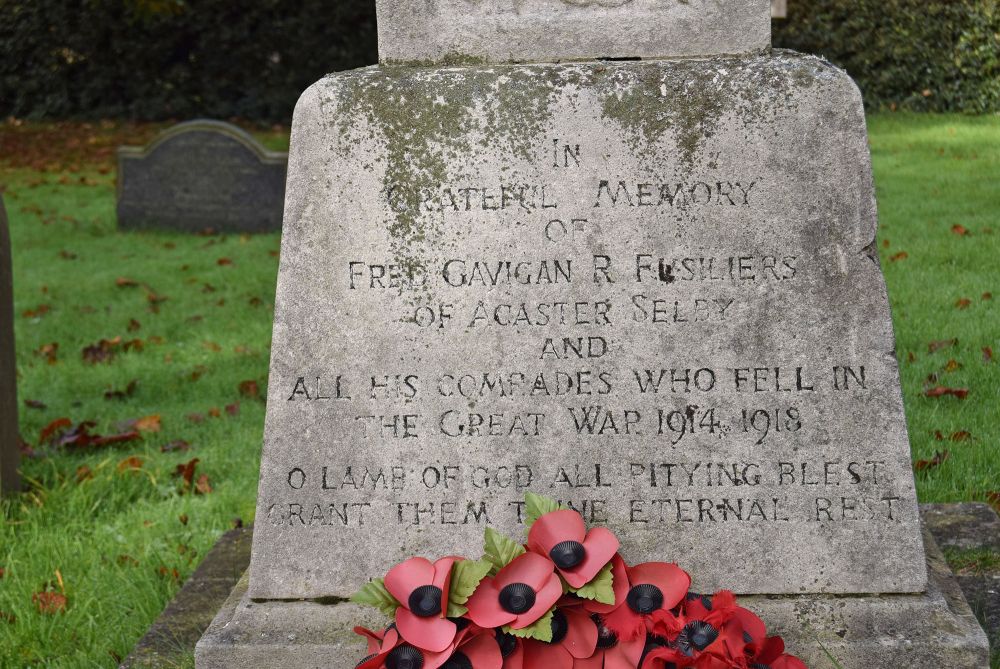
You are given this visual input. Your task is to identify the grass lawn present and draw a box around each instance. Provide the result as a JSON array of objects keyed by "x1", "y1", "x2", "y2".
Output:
[{"x1": 0, "y1": 113, "x2": 998, "y2": 667}]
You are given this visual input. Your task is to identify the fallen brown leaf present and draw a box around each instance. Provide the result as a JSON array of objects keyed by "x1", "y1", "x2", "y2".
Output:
[
  {"x1": 928, "y1": 338, "x2": 958, "y2": 353},
  {"x1": 0, "y1": 610, "x2": 13, "y2": 624},
  {"x1": 156, "y1": 566, "x2": 180, "y2": 583},
  {"x1": 207, "y1": 407, "x2": 221, "y2": 418},
  {"x1": 117, "y1": 456, "x2": 144, "y2": 472},
  {"x1": 173, "y1": 458, "x2": 200, "y2": 490},
  {"x1": 984, "y1": 347, "x2": 994, "y2": 363},
  {"x1": 35, "y1": 342, "x2": 59, "y2": 364},
  {"x1": 951, "y1": 224, "x2": 969, "y2": 236},
  {"x1": 924, "y1": 386, "x2": 969, "y2": 400},
  {"x1": 195, "y1": 474, "x2": 212, "y2": 495},
  {"x1": 22, "y1": 304, "x2": 51, "y2": 319},
  {"x1": 983, "y1": 292, "x2": 993, "y2": 301},
  {"x1": 82, "y1": 336, "x2": 123, "y2": 364},
  {"x1": 944, "y1": 359, "x2": 962, "y2": 372},
  {"x1": 914, "y1": 450, "x2": 949, "y2": 471},
  {"x1": 131, "y1": 415, "x2": 161, "y2": 433},
  {"x1": 889, "y1": 251, "x2": 908, "y2": 262},
  {"x1": 179, "y1": 514, "x2": 189, "y2": 525},
  {"x1": 955, "y1": 297, "x2": 971, "y2": 309},
  {"x1": 38, "y1": 417, "x2": 72, "y2": 445},
  {"x1": 202, "y1": 341, "x2": 221, "y2": 352},
  {"x1": 127, "y1": 318, "x2": 141, "y2": 332},
  {"x1": 950, "y1": 431, "x2": 972, "y2": 442},
  {"x1": 117, "y1": 555, "x2": 139, "y2": 567},
  {"x1": 24, "y1": 399, "x2": 47, "y2": 410},
  {"x1": 56, "y1": 421, "x2": 141, "y2": 449},
  {"x1": 217, "y1": 257, "x2": 233, "y2": 266},
  {"x1": 32, "y1": 591, "x2": 68, "y2": 614},
  {"x1": 186, "y1": 413, "x2": 205, "y2": 424},
  {"x1": 225, "y1": 402, "x2": 240, "y2": 416},
  {"x1": 238, "y1": 380, "x2": 260, "y2": 399},
  {"x1": 115, "y1": 277, "x2": 138, "y2": 288}
]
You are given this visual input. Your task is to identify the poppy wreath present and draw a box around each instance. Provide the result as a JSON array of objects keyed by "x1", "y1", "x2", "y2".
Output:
[{"x1": 351, "y1": 492, "x2": 807, "y2": 669}]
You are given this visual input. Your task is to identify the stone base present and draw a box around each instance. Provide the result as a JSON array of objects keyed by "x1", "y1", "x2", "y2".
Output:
[{"x1": 196, "y1": 525, "x2": 990, "y2": 669}]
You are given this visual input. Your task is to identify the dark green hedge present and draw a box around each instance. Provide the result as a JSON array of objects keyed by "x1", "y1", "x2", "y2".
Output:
[
  {"x1": 2, "y1": 0, "x2": 997, "y2": 121},
  {"x1": 773, "y1": 0, "x2": 1000, "y2": 113},
  {"x1": 0, "y1": 0, "x2": 378, "y2": 122}
]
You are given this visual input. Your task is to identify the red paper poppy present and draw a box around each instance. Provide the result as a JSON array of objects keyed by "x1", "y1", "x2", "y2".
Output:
[
  {"x1": 354, "y1": 625, "x2": 455, "y2": 669},
  {"x1": 601, "y1": 562, "x2": 691, "y2": 641},
  {"x1": 735, "y1": 628, "x2": 807, "y2": 669},
  {"x1": 466, "y1": 552, "x2": 563, "y2": 630},
  {"x1": 527, "y1": 509, "x2": 620, "y2": 589},
  {"x1": 521, "y1": 607, "x2": 598, "y2": 669},
  {"x1": 574, "y1": 614, "x2": 644, "y2": 669},
  {"x1": 384, "y1": 556, "x2": 460, "y2": 652}
]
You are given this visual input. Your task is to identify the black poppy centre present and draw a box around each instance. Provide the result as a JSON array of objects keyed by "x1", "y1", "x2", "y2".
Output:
[
  {"x1": 499, "y1": 583, "x2": 536, "y2": 614},
  {"x1": 626, "y1": 583, "x2": 664, "y2": 614},
  {"x1": 386, "y1": 645, "x2": 424, "y2": 669},
  {"x1": 676, "y1": 620, "x2": 719, "y2": 656},
  {"x1": 549, "y1": 540, "x2": 586, "y2": 569},
  {"x1": 408, "y1": 585, "x2": 443, "y2": 617}
]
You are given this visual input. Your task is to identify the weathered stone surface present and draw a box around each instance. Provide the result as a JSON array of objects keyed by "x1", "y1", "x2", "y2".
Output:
[
  {"x1": 375, "y1": 0, "x2": 770, "y2": 64},
  {"x1": 199, "y1": 525, "x2": 991, "y2": 668},
  {"x1": 923, "y1": 502, "x2": 1000, "y2": 553},
  {"x1": 0, "y1": 194, "x2": 19, "y2": 495},
  {"x1": 117, "y1": 120, "x2": 287, "y2": 234},
  {"x1": 248, "y1": 51, "x2": 927, "y2": 600},
  {"x1": 122, "y1": 527, "x2": 252, "y2": 669},
  {"x1": 923, "y1": 503, "x2": 1000, "y2": 662}
]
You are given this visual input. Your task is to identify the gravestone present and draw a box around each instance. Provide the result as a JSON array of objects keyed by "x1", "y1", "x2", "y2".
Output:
[
  {"x1": 0, "y1": 195, "x2": 19, "y2": 494},
  {"x1": 197, "y1": 2, "x2": 991, "y2": 667},
  {"x1": 117, "y1": 120, "x2": 287, "y2": 234}
]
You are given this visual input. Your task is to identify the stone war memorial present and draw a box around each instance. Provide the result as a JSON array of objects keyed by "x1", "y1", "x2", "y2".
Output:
[
  {"x1": 196, "y1": 0, "x2": 991, "y2": 666},
  {"x1": 117, "y1": 119, "x2": 287, "y2": 234},
  {"x1": 1, "y1": 194, "x2": 19, "y2": 495}
]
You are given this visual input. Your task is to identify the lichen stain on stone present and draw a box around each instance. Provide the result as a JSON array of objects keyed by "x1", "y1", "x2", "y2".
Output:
[
  {"x1": 329, "y1": 65, "x2": 563, "y2": 306},
  {"x1": 599, "y1": 54, "x2": 817, "y2": 170}
]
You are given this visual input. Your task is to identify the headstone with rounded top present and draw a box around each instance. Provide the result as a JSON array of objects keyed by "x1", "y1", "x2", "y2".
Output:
[
  {"x1": 117, "y1": 120, "x2": 287, "y2": 234},
  {"x1": 196, "y1": 2, "x2": 991, "y2": 667}
]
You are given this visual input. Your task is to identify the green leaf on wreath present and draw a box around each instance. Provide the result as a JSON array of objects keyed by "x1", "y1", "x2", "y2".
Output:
[
  {"x1": 524, "y1": 492, "x2": 565, "y2": 529},
  {"x1": 503, "y1": 608, "x2": 554, "y2": 643},
  {"x1": 483, "y1": 527, "x2": 525, "y2": 575},
  {"x1": 350, "y1": 578, "x2": 400, "y2": 616},
  {"x1": 446, "y1": 558, "x2": 492, "y2": 617},
  {"x1": 567, "y1": 561, "x2": 615, "y2": 605}
]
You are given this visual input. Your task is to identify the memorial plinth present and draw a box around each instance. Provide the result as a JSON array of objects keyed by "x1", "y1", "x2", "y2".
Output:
[{"x1": 196, "y1": 2, "x2": 991, "y2": 667}]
